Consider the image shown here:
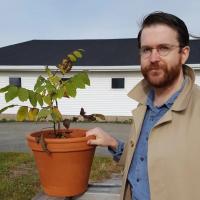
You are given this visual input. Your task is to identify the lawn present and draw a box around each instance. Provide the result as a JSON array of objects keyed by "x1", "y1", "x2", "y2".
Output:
[{"x1": 0, "y1": 152, "x2": 122, "y2": 200}]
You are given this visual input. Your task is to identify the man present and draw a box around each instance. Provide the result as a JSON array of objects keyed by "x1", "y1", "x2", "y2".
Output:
[{"x1": 86, "y1": 11, "x2": 200, "y2": 200}]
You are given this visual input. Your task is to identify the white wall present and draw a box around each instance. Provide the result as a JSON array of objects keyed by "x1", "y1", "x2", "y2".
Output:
[
  {"x1": 58, "y1": 71, "x2": 142, "y2": 116},
  {"x1": 0, "y1": 70, "x2": 142, "y2": 116},
  {"x1": 1, "y1": 68, "x2": 200, "y2": 116}
]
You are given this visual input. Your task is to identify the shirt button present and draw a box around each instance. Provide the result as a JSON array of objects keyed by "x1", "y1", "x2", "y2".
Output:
[
  {"x1": 136, "y1": 178, "x2": 140, "y2": 182},
  {"x1": 130, "y1": 140, "x2": 134, "y2": 147},
  {"x1": 149, "y1": 116, "x2": 153, "y2": 121},
  {"x1": 140, "y1": 157, "x2": 144, "y2": 161}
]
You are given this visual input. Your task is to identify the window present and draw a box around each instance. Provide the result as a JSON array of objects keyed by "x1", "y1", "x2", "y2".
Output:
[
  {"x1": 9, "y1": 77, "x2": 21, "y2": 87},
  {"x1": 111, "y1": 78, "x2": 125, "y2": 89}
]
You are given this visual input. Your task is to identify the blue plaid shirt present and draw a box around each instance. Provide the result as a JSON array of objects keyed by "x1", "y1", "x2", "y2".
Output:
[{"x1": 109, "y1": 81, "x2": 185, "y2": 200}]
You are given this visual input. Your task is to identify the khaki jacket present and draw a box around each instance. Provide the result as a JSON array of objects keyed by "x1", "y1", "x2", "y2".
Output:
[{"x1": 120, "y1": 65, "x2": 200, "y2": 200}]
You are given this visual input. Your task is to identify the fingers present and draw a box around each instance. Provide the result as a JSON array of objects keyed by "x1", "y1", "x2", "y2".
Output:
[
  {"x1": 86, "y1": 127, "x2": 114, "y2": 147},
  {"x1": 87, "y1": 139, "x2": 98, "y2": 145},
  {"x1": 86, "y1": 128, "x2": 98, "y2": 146},
  {"x1": 86, "y1": 130, "x2": 97, "y2": 137},
  {"x1": 86, "y1": 127, "x2": 101, "y2": 137}
]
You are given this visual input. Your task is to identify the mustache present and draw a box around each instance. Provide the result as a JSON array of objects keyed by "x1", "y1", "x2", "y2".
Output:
[{"x1": 144, "y1": 64, "x2": 164, "y2": 71}]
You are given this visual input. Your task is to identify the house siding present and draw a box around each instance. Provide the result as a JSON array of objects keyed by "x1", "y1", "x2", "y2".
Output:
[
  {"x1": 0, "y1": 70, "x2": 141, "y2": 116},
  {"x1": 0, "y1": 66, "x2": 200, "y2": 117}
]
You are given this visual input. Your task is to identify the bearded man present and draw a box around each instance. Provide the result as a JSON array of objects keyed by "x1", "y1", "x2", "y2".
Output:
[{"x1": 86, "y1": 11, "x2": 200, "y2": 200}]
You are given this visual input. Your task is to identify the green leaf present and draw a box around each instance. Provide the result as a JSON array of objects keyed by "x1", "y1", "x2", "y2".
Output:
[
  {"x1": 43, "y1": 95, "x2": 52, "y2": 106},
  {"x1": 45, "y1": 66, "x2": 52, "y2": 78},
  {"x1": 0, "y1": 104, "x2": 17, "y2": 114},
  {"x1": 56, "y1": 87, "x2": 65, "y2": 99},
  {"x1": 37, "y1": 108, "x2": 50, "y2": 120},
  {"x1": 0, "y1": 85, "x2": 11, "y2": 93},
  {"x1": 80, "y1": 71, "x2": 90, "y2": 86},
  {"x1": 73, "y1": 50, "x2": 83, "y2": 58},
  {"x1": 29, "y1": 91, "x2": 37, "y2": 107},
  {"x1": 45, "y1": 80, "x2": 56, "y2": 93},
  {"x1": 68, "y1": 54, "x2": 77, "y2": 62},
  {"x1": 16, "y1": 106, "x2": 28, "y2": 121},
  {"x1": 71, "y1": 76, "x2": 85, "y2": 89},
  {"x1": 34, "y1": 76, "x2": 45, "y2": 91},
  {"x1": 5, "y1": 86, "x2": 18, "y2": 102},
  {"x1": 28, "y1": 108, "x2": 39, "y2": 121},
  {"x1": 51, "y1": 107, "x2": 62, "y2": 122},
  {"x1": 64, "y1": 82, "x2": 76, "y2": 97},
  {"x1": 69, "y1": 71, "x2": 90, "y2": 90},
  {"x1": 58, "y1": 64, "x2": 65, "y2": 75},
  {"x1": 36, "y1": 93, "x2": 43, "y2": 106},
  {"x1": 35, "y1": 85, "x2": 46, "y2": 93},
  {"x1": 62, "y1": 71, "x2": 90, "y2": 98},
  {"x1": 18, "y1": 88, "x2": 29, "y2": 102},
  {"x1": 49, "y1": 75, "x2": 61, "y2": 86}
]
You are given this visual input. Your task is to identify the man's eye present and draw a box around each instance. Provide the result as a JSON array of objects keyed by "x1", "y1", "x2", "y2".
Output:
[
  {"x1": 142, "y1": 48, "x2": 151, "y2": 53},
  {"x1": 159, "y1": 46, "x2": 170, "y2": 51}
]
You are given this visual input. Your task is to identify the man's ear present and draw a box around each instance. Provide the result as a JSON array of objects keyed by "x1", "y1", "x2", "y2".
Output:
[{"x1": 181, "y1": 46, "x2": 190, "y2": 64}]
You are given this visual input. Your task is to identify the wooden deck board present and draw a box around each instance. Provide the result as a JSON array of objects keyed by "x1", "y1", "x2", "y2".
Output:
[{"x1": 32, "y1": 176, "x2": 121, "y2": 200}]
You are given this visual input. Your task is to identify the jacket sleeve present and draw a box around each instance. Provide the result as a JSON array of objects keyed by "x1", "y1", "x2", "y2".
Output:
[{"x1": 108, "y1": 139, "x2": 125, "y2": 161}]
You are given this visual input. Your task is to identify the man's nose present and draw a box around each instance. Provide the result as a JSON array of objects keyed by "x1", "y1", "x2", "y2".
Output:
[{"x1": 149, "y1": 49, "x2": 161, "y2": 62}]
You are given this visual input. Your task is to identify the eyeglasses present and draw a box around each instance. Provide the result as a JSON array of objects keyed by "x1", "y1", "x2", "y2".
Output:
[{"x1": 139, "y1": 44, "x2": 181, "y2": 58}]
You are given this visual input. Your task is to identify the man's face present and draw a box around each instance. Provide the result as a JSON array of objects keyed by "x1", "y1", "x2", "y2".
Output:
[{"x1": 140, "y1": 24, "x2": 187, "y2": 88}]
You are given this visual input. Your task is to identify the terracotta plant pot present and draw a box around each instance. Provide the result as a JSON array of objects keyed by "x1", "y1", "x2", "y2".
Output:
[{"x1": 27, "y1": 128, "x2": 96, "y2": 197}]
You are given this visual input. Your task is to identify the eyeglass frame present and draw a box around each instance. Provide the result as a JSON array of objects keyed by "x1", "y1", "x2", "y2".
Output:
[{"x1": 139, "y1": 44, "x2": 184, "y2": 59}]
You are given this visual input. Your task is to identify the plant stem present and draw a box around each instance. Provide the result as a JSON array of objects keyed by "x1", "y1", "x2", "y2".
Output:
[
  {"x1": 56, "y1": 100, "x2": 61, "y2": 131},
  {"x1": 53, "y1": 122, "x2": 56, "y2": 136}
]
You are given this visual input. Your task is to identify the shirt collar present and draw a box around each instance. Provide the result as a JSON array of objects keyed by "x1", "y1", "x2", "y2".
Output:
[{"x1": 147, "y1": 78, "x2": 187, "y2": 110}]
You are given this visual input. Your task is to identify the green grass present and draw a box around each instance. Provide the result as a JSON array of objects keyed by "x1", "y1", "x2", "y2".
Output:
[
  {"x1": 0, "y1": 152, "x2": 40, "y2": 200},
  {"x1": 0, "y1": 152, "x2": 122, "y2": 200},
  {"x1": 90, "y1": 156, "x2": 123, "y2": 182}
]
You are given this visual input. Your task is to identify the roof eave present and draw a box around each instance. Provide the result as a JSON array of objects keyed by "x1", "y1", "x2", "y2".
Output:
[
  {"x1": 0, "y1": 65, "x2": 141, "y2": 72},
  {"x1": 0, "y1": 64, "x2": 199, "y2": 72}
]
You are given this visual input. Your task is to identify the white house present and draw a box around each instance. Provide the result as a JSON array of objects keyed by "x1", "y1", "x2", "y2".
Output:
[{"x1": 0, "y1": 39, "x2": 200, "y2": 119}]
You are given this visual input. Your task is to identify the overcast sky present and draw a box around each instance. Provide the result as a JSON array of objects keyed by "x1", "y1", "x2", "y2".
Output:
[{"x1": 0, "y1": 0, "x2": 199, "y2": 47}]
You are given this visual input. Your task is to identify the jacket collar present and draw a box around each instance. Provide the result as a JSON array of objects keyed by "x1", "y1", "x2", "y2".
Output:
[{"x1": 127, "y1": 64, "x2": 195, "y2": 112}]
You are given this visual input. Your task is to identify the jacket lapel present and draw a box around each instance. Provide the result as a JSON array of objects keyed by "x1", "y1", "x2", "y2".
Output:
[
  {"x1": 154, "y1": 110, "x2": 172, "y2": 127},
  {"x1": 132, "y1": 105, "x2": 147, "y2": 142}
]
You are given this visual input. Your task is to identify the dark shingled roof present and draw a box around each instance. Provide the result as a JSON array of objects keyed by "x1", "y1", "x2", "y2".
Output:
[{"x1": 0, "y1": 38, "x2": 199, "y2": 66}]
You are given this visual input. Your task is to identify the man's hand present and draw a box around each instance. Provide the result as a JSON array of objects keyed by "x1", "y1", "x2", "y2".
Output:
[{"x1": 86, "y1": 127, "x2": 118, "y2": 151}]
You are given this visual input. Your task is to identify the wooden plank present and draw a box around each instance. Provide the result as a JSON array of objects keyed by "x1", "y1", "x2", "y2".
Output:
[{"x1": 32, "y1": 175, "x2": 121, "y2": 200}]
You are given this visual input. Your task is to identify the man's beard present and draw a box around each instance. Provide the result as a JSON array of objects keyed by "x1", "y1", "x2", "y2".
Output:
[{"x1": 141, "y1": 61, "x2": 182, "y2": 89}]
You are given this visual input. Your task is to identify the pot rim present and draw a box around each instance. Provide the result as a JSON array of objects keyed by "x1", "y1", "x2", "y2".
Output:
[{"x1": 26, "y1": 128, "x2": 94, "y2": 144}]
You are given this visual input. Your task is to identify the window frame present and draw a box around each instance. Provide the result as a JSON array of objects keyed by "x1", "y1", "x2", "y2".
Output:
[
  {"x1": 111, "y1": 78, "x2": 125, "y2": 89},
  {"x1": 9, "y1": 77, "x2": 21, "y2": 87}
]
